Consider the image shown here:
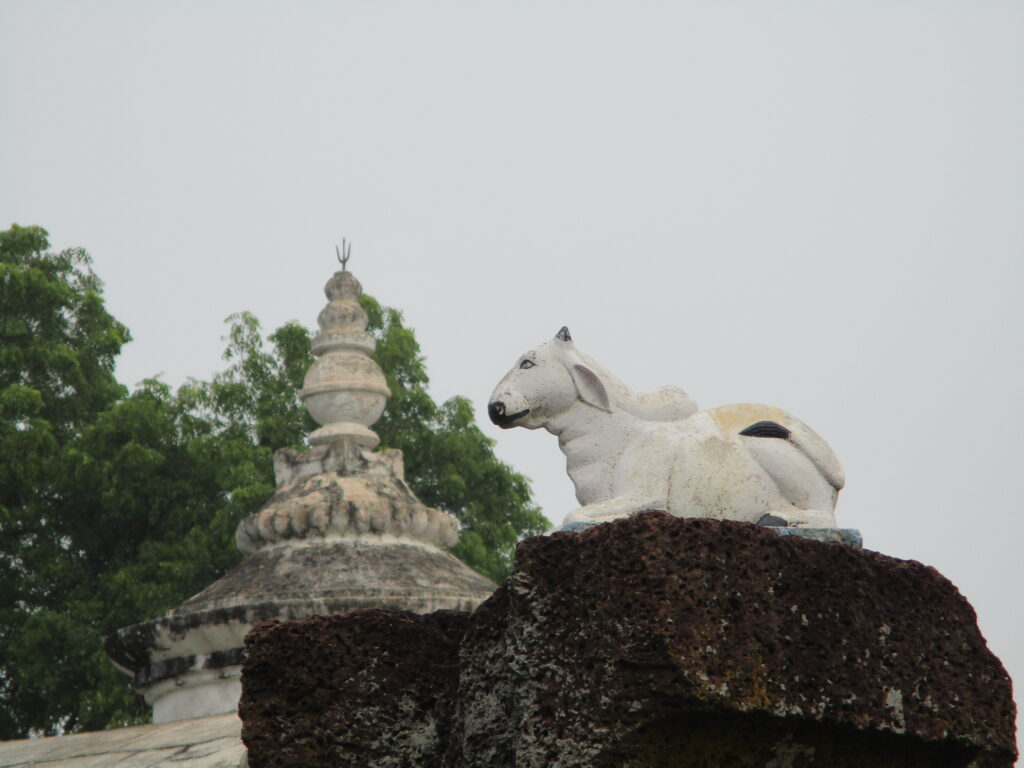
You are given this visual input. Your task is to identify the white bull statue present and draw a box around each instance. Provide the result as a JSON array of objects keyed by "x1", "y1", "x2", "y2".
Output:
[{"x1": 488, "y1": 327, "x2": 844, "y2": 529}]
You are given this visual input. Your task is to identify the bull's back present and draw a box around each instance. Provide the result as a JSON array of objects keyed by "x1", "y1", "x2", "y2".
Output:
[
  {"x1": 707, "y1": 403, "x2": 789, "y2": 434},
  {"x1": 707, "y1": 403, "x2": 845, "y2": 492}
]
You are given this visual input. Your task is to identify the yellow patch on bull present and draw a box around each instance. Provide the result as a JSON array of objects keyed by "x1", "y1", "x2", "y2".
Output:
[{"x1": 708, "y1": 404, "x2": 789, "y2": 436}]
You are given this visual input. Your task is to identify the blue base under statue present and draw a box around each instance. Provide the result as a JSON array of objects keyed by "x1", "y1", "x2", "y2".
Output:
[
  {"x1": 561, "y1": 519, "x2": 863, "y2": 549},
  {"x1": 768, "y1": 527, "x2": 862, "y2": 548}
]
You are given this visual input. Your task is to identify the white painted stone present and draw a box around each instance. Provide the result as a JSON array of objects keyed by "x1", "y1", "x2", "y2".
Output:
[{"x1": 488, "y1": 327, "x2": 844, "y2": 529}]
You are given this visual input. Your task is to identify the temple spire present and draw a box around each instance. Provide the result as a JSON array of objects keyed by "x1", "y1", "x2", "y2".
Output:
[{"x1": 107, "y1": 251, "x2": 492, "y2": 725}]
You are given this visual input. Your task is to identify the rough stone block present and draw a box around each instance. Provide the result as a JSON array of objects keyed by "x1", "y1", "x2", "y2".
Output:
[
  {"x1": 240, "y1": 512, "x2": 1016, "y2": 767},
  {"x1": 449, "y1": 512, "x2": 1015, "y2": 767},
  {"x1": 240, "y1": 609, "x2": 469, "y2": 768}
]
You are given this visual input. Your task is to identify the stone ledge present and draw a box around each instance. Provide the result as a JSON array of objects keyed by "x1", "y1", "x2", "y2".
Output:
[
  {"x1": 561, "y1": 518, "x2": 864, "y2": 548},
  {"x1": 108, "y1": 539, "x2": 495, "y2": 692},
  {"x1": 0, "y1": 713, "x2": 245, "y2": 767}
]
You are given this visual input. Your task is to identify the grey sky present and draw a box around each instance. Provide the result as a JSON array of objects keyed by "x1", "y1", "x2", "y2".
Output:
[{"x1": 2, "y1": 1, "x2": 1022, "y2": 751}]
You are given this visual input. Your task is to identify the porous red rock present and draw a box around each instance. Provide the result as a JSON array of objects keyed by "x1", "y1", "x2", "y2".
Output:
[
  {"x1": 241, "y1": 609, "x2": 469, "y2": 768},
  {"x1": 240, "y1": 512, "x2": 1017, "y2": 767},
  {"x1": 449, "y1": 511, "x2": 1016, "y2": 767}
]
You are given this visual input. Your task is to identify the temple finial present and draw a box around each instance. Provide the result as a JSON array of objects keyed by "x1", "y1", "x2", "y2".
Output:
[{"x1": 335, "y1": 239, "x2": 352, "y2": 271}]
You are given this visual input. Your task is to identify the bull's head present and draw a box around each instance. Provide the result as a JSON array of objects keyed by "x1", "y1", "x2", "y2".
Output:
[{"x1": 488, "y1": 326, "x2": 611, "y2": 430}]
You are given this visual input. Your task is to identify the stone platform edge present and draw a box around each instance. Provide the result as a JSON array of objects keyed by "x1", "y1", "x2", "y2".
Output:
[{"x1": 561, "y1": 518, "x2": 863, "y2": 548}]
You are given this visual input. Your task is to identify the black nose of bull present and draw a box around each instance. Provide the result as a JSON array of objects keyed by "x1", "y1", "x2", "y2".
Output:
[{"x1": 488, "y1": 401, "x2": 505, "y2": 425}]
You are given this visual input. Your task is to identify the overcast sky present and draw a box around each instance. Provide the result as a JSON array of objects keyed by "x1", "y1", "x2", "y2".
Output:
[{"x1": 2, "y1": 1, "x2": 1022, "y2": 750}]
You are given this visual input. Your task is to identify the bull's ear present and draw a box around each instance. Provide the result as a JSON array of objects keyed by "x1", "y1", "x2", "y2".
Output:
[
  {"x1": 555, "y1": 326, "x2": 572, "y2": 342},
  {"x1": 570, "y1": 364, "x2": 611, "y2": 412}
]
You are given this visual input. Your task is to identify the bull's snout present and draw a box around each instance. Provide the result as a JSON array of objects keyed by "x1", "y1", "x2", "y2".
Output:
[
  {"x1": 488, "y1": 401, "x2": 506, "y2": 425},
  {"x1": 488, "y1": 400, "x2": 529, "y2": 428}
]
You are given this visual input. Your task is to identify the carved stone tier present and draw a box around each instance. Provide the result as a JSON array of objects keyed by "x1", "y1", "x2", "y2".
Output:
[
  {"x1": 237, "y1": 444, "x2": 459, "y2": 554},
  {"x1": 107, "y1": 538, "x2": 492, "y2": 724}
]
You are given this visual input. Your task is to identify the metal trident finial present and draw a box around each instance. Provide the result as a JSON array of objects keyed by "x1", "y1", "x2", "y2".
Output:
[{"x1": 336, "y1": 239, "x2": 352, "y2": 270}]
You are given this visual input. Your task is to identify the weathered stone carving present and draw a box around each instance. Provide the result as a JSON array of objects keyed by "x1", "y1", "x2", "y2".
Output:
[
  {"x1": 488, "y1": 327, "x2": 844, "y2": 529},
  {"x1": 236, "y1": 442, "x2": 459, "y2": 554}
]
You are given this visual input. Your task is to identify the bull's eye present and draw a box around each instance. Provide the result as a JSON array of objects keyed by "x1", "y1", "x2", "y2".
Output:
[{"x1": 519, "y1": 359, "x2": 535, "y2": 370}]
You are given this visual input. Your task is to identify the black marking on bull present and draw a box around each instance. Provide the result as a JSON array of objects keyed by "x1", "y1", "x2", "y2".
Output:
[
  {"x1": 739, "y1": 420, "x2": 791, "y2": 439},
  {"x1": 555, "y1": 326, "x2": 572, "y2": 342}
]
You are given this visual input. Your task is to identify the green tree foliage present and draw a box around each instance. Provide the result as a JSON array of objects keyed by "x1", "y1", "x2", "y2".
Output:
[
  {"x1": 0, "y1": 225, "x2": 547, "y2": 738},
  {"x1": 1, "y1": 225, "x2": 139, "y2": 736}
]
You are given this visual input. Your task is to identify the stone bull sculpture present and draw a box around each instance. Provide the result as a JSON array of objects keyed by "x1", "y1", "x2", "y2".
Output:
[{"x1": 488, "y1": 327, "x2": 844, "y2": 529}]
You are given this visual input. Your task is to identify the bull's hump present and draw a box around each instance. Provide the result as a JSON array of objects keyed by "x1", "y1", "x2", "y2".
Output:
[{"x1": 708, "y1": 404, "x2": 790, "y2": 436}]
